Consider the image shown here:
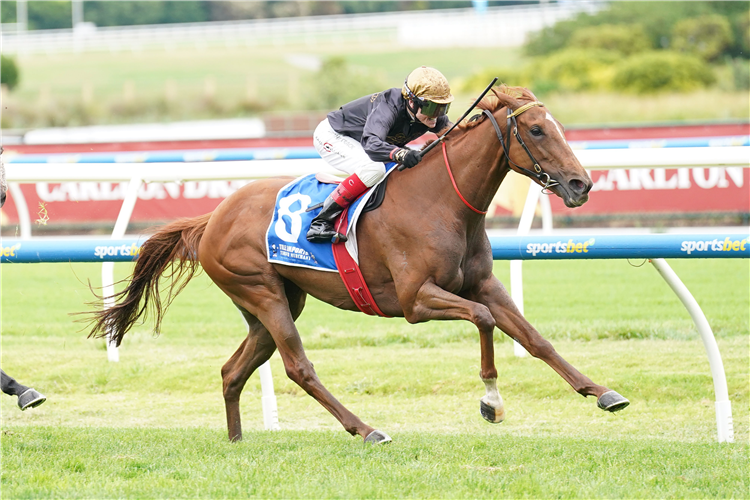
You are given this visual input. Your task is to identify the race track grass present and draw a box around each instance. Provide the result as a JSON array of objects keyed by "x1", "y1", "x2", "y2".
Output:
[
  {"x1": 3, "y1": 428, "x2": 747, "y2": 499},
  {"x1": 1, "y1": 258, "x2": 748, "y2": 498}
]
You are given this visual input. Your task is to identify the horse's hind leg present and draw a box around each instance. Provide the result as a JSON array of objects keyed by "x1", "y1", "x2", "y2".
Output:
[
  {"x1": 222, "y1": 281, "x2": 307, "y2": 441},
  {"x1": 476, "y1": 276, "x2": 629, "y2": 412},
  {"x1": 238, "y1": 288, "x2": 391, "y2": 443},
  {"x1": 222, "y1": 310, "x2": 277, "y2": 441},
  {"x1": 229, "y1": 281, "x2": 387, "y2": 443}
]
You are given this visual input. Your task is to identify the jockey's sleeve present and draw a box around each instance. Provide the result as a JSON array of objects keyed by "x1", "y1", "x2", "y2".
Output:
[{"x1": 360, "y1": 101, "x2": 400, "y2": 163}]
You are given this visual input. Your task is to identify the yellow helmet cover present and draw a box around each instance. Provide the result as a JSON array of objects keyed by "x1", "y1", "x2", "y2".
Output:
[{"x1": 402, "y1": 66, "x2": 454, "y2": 104}]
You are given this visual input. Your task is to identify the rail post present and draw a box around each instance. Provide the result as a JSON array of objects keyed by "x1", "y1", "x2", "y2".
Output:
[
  {"x1": 102, "y1": 175, "x2": 142, "y2": 362},
  {"x1": 650, "y1": 258, "x2": 734, "y2": 443}
]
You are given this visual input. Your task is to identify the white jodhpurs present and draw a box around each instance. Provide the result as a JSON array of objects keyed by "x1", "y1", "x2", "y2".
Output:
[{"x1": 313, "y1": 118, "x2": 387, "y2": 188}]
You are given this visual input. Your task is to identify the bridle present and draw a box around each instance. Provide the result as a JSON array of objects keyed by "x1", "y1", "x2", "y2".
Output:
[
  {"x1": 438, "y1": 100, "x2": 561, "y2": 215},
  {"x1": 482, "y1": 102, "x2": 560, "y2": 193}
]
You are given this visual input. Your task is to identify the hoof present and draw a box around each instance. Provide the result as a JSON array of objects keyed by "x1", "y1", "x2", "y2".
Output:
[
  {"x1": 480, "y1": 400, "x2": 505, "y2": 423},
  {"x1": 364, "y1": 430, "x2": 392, "y2": 444},
  {"x1": 18, "y1": 389, "x2": 46, "y2": 411},
  {"x1": 597, "y1": 390, "x2": 629, "y2": 412}
]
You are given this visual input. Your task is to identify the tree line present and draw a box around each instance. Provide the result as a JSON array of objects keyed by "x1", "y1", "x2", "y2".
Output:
[
  {"x1": 462, "y1": 1, "x2": 749, "y2": 95},
  {"x1": 1, "y1": 1, "x2": 520, "y2": 30}
]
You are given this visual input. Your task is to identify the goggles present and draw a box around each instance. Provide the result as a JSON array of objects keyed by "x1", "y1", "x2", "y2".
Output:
[
  {"x1": 404, "y1": 79, "x2": 451, "y2": 119},
  {"x1": 419, "y1": 100, "x2": 451, "y2": 119}
]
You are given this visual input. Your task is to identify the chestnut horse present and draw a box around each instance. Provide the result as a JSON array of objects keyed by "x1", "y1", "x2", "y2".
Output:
[{"x1": 87, "y1": 86, "x2": 629, "y2": 444}]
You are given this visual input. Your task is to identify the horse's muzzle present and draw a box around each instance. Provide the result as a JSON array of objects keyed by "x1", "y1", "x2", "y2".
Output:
[{"x1": 558, "y1": 177, "x2": 592, "y2": 208}]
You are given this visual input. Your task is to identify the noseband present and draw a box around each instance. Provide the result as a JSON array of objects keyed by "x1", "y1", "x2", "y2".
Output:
[{"x1": 482, "y1": 102, "x2": 560, "y2": 193}]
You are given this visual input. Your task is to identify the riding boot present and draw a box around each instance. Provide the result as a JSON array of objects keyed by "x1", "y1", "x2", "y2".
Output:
[
  {"x1": 306, "y1": 173, "x2": 368, "y2": 243},
  {"x1": 306, "y1": 196, "x2": 348, "y2": 243}
]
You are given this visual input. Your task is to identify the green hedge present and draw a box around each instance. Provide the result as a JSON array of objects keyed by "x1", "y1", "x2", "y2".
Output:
[
  {"x1": 463, "y1": 48, "x2": 718, "y2": 97},
  {"x1": 1, "y1": 55, "x2": 19, "y2": 91},
  {"x1": 568, "y1": 24, "x2": 651, "y2": 56},
  {"x1": 671, "y1": 14, "x2": 733, "y2": 62},
  {"x1": 307, "y1": 57, "x2": 384, "y2": 110},
  {"x1": 612, "y1": 51, "x2": 715, "y2": 93},
  {"x1": 525, "y1": 48, "x2": 621, "y2": 92},
  {"x1": 523, "y1": 1, "x2": 748, "y2": 61}
]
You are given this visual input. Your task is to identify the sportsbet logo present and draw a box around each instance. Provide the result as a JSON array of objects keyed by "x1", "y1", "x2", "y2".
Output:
[
  {"x1": 526, "y1": 238, "x2": 596, "y2": 257},
  {"x1": 94, "y1": 243, "x2": 142, "y2": 259},
  {"x1": 681, "y1": 236, "x2": 748, "y2": 255},
  {"x1": 1, "y1": 243, "x2": 22, "y2": 257}
]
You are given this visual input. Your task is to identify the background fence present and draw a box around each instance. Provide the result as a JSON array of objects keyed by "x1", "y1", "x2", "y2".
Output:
[{"x1": 1, "y1": 2, "x2": 604, "y2": 55}]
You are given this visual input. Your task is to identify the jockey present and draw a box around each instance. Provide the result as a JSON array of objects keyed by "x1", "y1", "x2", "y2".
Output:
[{"x1": 307, "y1": 66, "x2": 454, "y2": 243}]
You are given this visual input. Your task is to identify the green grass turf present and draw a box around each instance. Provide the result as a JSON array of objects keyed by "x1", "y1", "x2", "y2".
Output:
[
  {"x1": 1, "y1": 259, "x2": 748, "y2": 497},
  {"x1": 2, "y1": 428, "x2": 747, "y2": 499}
]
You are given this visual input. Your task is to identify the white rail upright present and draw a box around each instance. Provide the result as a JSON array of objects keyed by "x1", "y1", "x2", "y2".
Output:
[
  {"x1": 510, "y1": 181, "x2": 552, "y2": 357},
  {"x1": 509, "y1": 184, "x2": 537, "y2": 357},
  {"x1": 237, "y1": 311, "x2": 280, "y2": 431},
  {"x1": 650, "y1": 258, "x2": 734, "y2": 443},
  {"x1": 102, "y1": 175, "x2": 142, "y2": 362}
]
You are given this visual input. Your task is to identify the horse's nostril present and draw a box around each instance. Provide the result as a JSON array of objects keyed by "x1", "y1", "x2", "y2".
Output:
[{"x1": 569, "y1": 179, "x2": 586, "y2": 193}]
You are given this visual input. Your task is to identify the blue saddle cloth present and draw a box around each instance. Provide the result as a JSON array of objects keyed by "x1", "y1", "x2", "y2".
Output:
[{"x1": 266, "y1": 163, "x2": 396, "y2": 272}]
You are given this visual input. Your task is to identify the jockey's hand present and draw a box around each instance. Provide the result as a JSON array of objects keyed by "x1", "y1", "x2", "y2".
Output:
[{"x1": 402, "y1": 150, "x2": 422, "y2": 169}]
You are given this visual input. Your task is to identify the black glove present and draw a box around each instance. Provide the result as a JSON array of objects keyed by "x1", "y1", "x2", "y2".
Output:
[{"x1": 395, "y1": 149, "x2": 422, "y2": 169}]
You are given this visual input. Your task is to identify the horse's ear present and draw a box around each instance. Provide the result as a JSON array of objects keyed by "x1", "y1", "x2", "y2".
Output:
[
  {"x1": 493, "y1": 89, "x2": 520, "y2": 110},
  {"x1": 463, "y1": 113, "x2": 486, "y2": 130}
]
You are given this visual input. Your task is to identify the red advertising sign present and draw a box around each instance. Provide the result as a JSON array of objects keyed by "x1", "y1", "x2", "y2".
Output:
[
  {"x1": 1, "y1": 166, "x2": 747, "y2": 229},
  {"x1": 2, "y1": 123, "x2": 747, "y2": 228},
  {"x1": 550, "y1": 166, "x2": 749, "y2": 215},
  {"x1": 1, "y1": 181, "x2": 241, "y2": 226}
]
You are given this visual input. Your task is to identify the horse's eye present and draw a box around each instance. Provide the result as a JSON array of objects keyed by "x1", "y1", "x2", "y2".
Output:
[{"x1": 530, "y1": 126, "x2": 543, "y2": 137}]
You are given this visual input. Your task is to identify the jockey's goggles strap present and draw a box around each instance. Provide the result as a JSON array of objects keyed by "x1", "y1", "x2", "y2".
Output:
[{"x1": 420, "y1": 100, "x2": 451, "y2": 118}]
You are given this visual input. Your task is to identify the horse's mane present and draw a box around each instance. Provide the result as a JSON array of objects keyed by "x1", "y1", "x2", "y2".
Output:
[{"x1": 458, "y1": 85, "x2": 538, "y2": 132}]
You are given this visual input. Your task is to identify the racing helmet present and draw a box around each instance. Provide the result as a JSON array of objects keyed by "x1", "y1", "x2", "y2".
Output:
[{"x1": 402, "y1": 66, "x2": 454, "y2": 119}]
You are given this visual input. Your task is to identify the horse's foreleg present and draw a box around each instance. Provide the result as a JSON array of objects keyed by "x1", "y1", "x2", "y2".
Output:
[
  {"x1": 476, "y1": 276, "x2": 629, "y2": 412},
  {"x1": 402, "y1": 281, "x2": 504, "y2": 422},
  {"x1": 221, "y1": 316, "x2": 277, "y2": 442}
]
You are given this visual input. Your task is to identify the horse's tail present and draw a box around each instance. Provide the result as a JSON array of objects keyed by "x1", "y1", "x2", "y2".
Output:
[{"x1": 86, "y1": 212, "x2": 212, "y2": 346}]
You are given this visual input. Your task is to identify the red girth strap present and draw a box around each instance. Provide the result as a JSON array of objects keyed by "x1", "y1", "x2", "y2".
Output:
[{"x1": 331, "y1": 207, "x2": 390, "y2": 317}]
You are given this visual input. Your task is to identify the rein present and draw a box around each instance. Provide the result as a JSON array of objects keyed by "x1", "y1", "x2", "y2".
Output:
[
  {"x1": 482, "y1": 102, "x2": 560, "y2": 193},
  {"x1": 441, "y1": 141, "x2": 487, "y2": 215}
]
